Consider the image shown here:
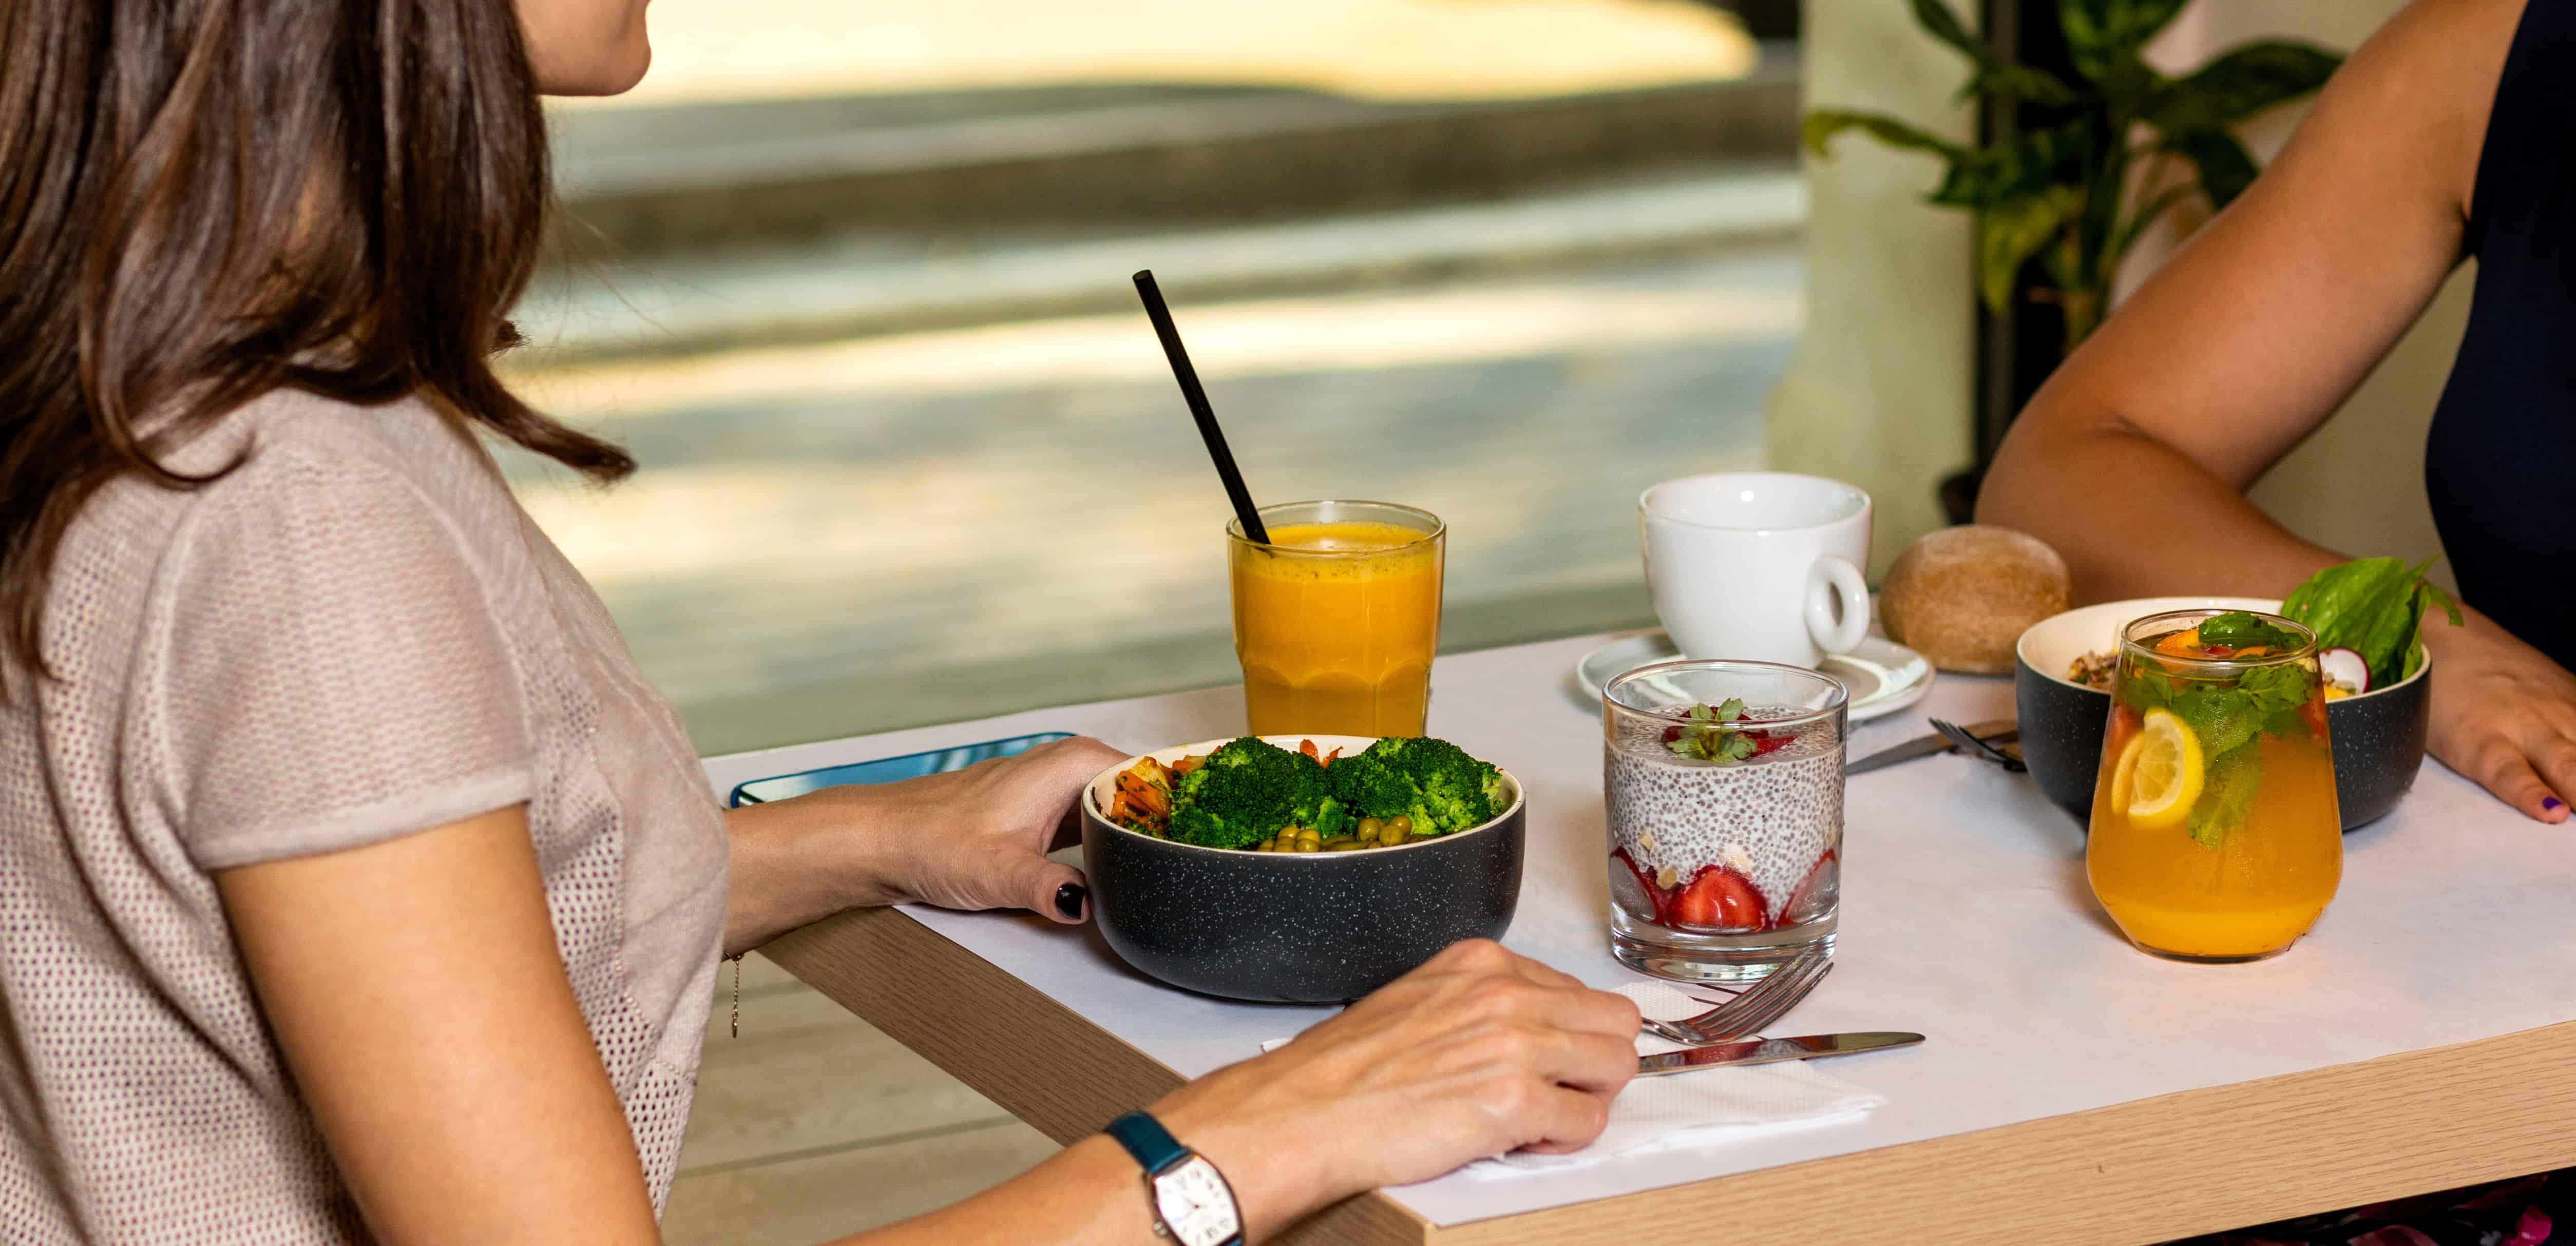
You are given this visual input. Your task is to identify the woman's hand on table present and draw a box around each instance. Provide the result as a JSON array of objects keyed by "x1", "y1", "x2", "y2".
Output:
[
  {"x1": 2424, "y1": 605, "x2": 2576, "y2": 823},
  {"x1": 719, "y1": 736, "x2": 1128, "y2": 954},
  {"x1": 1147, "y1": 940, "x2": 1642, "y2": 1235},
  {"x1": 872, "y1": 735, "x2": 1129, "y2": 918}
]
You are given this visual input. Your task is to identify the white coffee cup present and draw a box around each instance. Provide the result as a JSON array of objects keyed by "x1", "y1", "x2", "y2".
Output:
[{"x1": 1640, "y1": 472, "x2": 1873, "y2": 668}]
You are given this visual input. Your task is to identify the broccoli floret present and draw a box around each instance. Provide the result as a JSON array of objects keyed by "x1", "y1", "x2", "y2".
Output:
[
  {"x1": 1165, "y1": 738, "x2": 1328, "y2": 849},
  {"x1": 1325, "y1": 751, "x2": 1421, "y2": 820},
  {"x1": 1353, "y1": 737, "x2": 1503, "y2": 833}
]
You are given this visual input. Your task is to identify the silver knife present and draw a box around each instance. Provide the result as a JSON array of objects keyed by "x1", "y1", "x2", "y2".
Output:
[
  {"x1": 1845, "y1": 722, "x2": 2017, "y2": 776},
  {"x1": 1636, "y1": 1031, "x2": 1923, "y2": 1076}
]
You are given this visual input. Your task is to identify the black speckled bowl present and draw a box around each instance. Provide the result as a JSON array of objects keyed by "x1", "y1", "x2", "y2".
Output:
[
  {"x1": 2014, "y1": 598, "x2": 2431, "y2": 832},
  {"x1": 1081, "y1": 735, "x2": 1524, "y2": 1004}
]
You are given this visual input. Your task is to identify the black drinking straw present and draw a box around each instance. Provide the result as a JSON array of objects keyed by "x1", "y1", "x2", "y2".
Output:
[{"x1": 1133, "y1": 270, "x2": 1269, "y2": 545}]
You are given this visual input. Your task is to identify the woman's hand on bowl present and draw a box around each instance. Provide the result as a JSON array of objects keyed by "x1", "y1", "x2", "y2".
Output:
[
  {"x1": 2424, "y1": 605, "x2": 2576, "y2": 823},
  {"x1": 1147, "y1": 940, "x2": 1640, "y2": 1236},
  {"x1": 736, "y1": 735, "x2": 1129, "y2": 932},
  {"x1": 875, "y1": 736, "x2": 1131, "y2": 922}
]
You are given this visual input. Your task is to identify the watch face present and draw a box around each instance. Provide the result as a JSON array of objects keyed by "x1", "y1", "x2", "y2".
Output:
[{"x1": 1153, "y1": 1157, "x2": 1241, "y2": 1246}]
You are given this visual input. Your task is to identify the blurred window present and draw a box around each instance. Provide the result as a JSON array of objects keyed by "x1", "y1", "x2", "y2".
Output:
[{"x1": 509, "y1": 0, "x2": 1805, "y2": 754}]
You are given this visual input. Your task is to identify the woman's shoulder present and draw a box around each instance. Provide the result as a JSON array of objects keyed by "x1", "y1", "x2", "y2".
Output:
[
  {"x1": 62, "y1": 389, "x2": 536, "y2": 628},
  {"x1": 2261, "y1": 0, "x2": 2526, "y2": 233},
  {"x1": 145, "y1": 389, "x2": 524, "y2": 551}
]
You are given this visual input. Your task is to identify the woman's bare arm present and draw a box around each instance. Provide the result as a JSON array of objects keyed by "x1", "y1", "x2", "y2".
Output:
[
  {"x1": 222, "y1": 810, "x2": 1638, "y2": 1244},
  {"x1": 1979, "y1": 0, "x2": 2508, "y2": 600},
  {"x1": 218, "y1": 807, "x2": 666, "y2": 1243},
  {"x1": 1978, "y1": 0, "x2": 2576, "y2": 820}
]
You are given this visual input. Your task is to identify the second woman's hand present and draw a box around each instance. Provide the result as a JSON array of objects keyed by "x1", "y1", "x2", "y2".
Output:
[{"x1": 2423, "y1": 605, "x2": 2576, "y2": 823}]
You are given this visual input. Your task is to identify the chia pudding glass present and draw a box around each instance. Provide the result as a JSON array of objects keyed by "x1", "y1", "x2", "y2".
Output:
[{"x1": 1604, "y1": 660, "x2": 1848, "y2": 983}]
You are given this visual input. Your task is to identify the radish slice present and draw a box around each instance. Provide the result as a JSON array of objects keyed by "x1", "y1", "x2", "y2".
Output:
[{"x1": 2319, "y1": 647, "x2": 2370, "y2": 694}]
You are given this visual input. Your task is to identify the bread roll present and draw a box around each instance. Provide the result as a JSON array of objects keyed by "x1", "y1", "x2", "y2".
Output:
[{"x1": 1879, "y1": 526, "x2": 2072, "y2": 674}]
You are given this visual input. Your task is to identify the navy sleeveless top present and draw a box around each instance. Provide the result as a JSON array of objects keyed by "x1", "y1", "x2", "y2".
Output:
[{"x1": 2425, "y1": 0, "x2": 2576, "y2": 672}]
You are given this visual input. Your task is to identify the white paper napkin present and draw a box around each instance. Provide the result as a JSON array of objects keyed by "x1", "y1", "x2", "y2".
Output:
[{"x1": 1258, "y1": 980, "x2": 1884, "y2": 1178}]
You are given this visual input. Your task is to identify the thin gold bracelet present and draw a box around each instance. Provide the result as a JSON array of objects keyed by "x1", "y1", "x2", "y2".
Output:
[{"x1": 726, "y1": 953, "x2": 744, "y2": 1038}]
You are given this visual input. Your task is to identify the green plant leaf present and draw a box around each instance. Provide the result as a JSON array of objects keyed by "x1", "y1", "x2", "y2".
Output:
[
  {"x1": 2059, "y1": 0, "x2": 2188, "y2": 105},
  {"x1": 2169, "y1": 128, "x2": 2260, "y2": 208},
  {"x1": 1907, "y1": 0, "x2": 1987, "y2": 62},
  {"x1": 1801, "y1": 109, "x2": 1966, "y2": 162},
  {"x1": 1933, "y1": 121, "x2": 2088, "y2": 207},
  {"x1": 1978, "y1": 187, "x2": 2078, "y2": 313},
  {"x1": 1966, "y1": 62, "x2": 2083, "y2": 107},
  {"x1": 2144, "y1": 41, "x2": 2343, "y2": 132},
  {"x1": 1905, "y1": 0, "x2": 2083, "y2": 106}
]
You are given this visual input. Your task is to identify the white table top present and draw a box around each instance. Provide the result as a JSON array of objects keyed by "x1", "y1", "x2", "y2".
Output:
[{"x1": 701, "y1": 632, "x2": 2576, "y2": 1230}]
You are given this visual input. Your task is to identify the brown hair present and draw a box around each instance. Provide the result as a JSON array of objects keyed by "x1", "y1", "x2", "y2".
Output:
[{"x1": 0, "y1": 0, "x2": 633, "y2": 679}]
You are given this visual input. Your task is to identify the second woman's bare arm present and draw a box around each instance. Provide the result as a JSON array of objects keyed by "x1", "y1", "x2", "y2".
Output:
[
  {"x1": 1978, "y1": 0, "x2": 2508, "y2": 601},
  {"x1": 1978, "y1": 1, "x2": 2576, "y2": 819}
]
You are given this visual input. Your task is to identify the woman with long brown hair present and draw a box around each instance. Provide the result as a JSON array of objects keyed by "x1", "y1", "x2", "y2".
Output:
[{"x1": 0, "y1": 3, "x2": 1641, "y2": 1242}]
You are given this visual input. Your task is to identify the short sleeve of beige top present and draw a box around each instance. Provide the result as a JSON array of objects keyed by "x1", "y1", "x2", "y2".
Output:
[{"x1": 0, "y1": 391, "x2": 730, "y2": 1244}]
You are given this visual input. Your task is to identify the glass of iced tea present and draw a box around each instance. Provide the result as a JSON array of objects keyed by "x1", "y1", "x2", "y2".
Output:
[
  {"x1": 1227, "y1": 501, "x2": 1443, "y2": 737},
  {"x1": 2087, "y1": 608, "x2": 2343, "y2": 962}
]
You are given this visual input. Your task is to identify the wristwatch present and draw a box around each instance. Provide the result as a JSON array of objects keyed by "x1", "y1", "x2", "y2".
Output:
[{"x1": 1104, "y1": 1111, "x2": 1245, "y2": 1246}]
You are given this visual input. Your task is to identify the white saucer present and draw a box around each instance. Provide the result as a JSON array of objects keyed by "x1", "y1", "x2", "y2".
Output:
[{"x1": 1569, "y1": 631, "x2": 1935, "y2": 723}]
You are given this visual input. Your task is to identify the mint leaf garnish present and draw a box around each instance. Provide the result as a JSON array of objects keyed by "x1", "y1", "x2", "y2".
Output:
[
  {"x1": 1668, "y1": 701, "x2": 1760, "y2": 763},
  {"x1": 2197, "y1": 611, "x2": 2302, "y2": 652},
  {"x1": 2188, "y1": 746, "x2": 2264, "y2": 849}
]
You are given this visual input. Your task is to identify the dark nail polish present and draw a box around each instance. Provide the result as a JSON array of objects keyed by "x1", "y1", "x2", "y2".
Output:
[
  {"x1": 2547, "y1": 797, "x2": 2565, "y2": 814},
  {"x1": 1054, "y1": 883, "x2": 1088, "y2": 918}
]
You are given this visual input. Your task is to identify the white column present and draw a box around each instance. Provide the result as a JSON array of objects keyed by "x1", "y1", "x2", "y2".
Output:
[{"x1": 1766, "y1": 0, "x2": 1979, "y2": 579}]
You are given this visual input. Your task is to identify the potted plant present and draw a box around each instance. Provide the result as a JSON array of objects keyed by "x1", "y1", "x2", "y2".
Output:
[{"x1": 1805, "y1": 0, "x2": 2344, "y2": 350}]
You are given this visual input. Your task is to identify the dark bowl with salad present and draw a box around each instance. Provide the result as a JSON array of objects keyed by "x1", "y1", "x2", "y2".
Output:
[
  {"x1": 2013, "y1": 559, "x2": 2457, "y2": 831},
  {"x1": 1081, "y1": 734, "x2": 1524, "y2": 1003}
]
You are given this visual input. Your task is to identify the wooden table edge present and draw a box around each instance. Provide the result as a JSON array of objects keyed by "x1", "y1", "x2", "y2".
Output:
[{"x1": 765, "y1": 905, "x2": 2576, "y2": 1245}]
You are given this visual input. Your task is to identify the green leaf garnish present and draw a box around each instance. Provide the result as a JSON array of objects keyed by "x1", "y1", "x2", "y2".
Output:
[
  {"x1": 2112, "y1": 654, "x2": 2316, "y2": 849},
  {"x1": 1669, "y1": 700, "x2": 1758, "y2": 763},
  {"x1": 2280, "y1": 556, "x2": 2462, "y2": 688},
  {"x1": 2189, "y1": 747, "x2": 2264, "y2": 849},
  {"x1": 2196, "y1": 611, "x2": 2302, "y2": 653}
]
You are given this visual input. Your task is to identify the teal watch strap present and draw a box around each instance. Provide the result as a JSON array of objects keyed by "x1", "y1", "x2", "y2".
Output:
[{"x1": 1104, "y1": 1110, "x2": 1189, "y2": 1176}]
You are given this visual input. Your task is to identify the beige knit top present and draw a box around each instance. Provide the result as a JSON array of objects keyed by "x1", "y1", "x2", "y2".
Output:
[{"x1": 0, "y1": 391, "x2": 730, "y2": 1242}]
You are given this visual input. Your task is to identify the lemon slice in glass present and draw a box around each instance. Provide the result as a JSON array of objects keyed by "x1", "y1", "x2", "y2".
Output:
[{"x1": 2112, "y1": 707, "x2": 2204, "y2": 830}]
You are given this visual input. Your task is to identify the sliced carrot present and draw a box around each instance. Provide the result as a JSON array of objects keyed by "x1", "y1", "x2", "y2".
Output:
[
  {"x1": 1321, "y1": 747, "x2": 1341, "y2": 766},
  {"x1": 1300, "y1": 739, "x2": 1320, "y2": 761}
]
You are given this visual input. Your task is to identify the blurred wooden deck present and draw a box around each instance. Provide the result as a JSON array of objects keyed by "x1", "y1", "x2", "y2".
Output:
[{"x1": 662, "y1": 956, "x2": 1060, "y2": 1244}]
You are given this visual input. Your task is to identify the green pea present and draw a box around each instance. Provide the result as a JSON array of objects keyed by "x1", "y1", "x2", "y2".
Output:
[
  {"x1": 1294, "y1": 839, "x2": 1322, "y2": 853},
  {"x1": 1325, "y1": 839, "x2": 1368, "y2": 852},
  {"x1": 1388, "y1": 815, "x2": 1415, "y2": 836},
  {"x1": 1357, "y1": 817, "x2": 1385, "y2": 840},
  {"x1": 1377, "y1": 821, "x2": 1407, "y2": 847}
]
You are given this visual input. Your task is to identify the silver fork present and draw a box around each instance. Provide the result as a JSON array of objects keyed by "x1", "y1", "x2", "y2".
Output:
[
  {"x1": 1928, "y1": 717, "x2": 2027, "y2": 773},
  {"x1": 1639, "y1": 947, "x2": 1834, "y2": 1045}
]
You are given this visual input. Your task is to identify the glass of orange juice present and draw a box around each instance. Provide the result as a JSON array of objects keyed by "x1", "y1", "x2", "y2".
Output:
[
  {"x1": 2087, "y1": 608, "x2": 2342, "y2": 962},
  {"x1": 1226, "y1": 501, "x2": 1444, "y2": 737}
]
